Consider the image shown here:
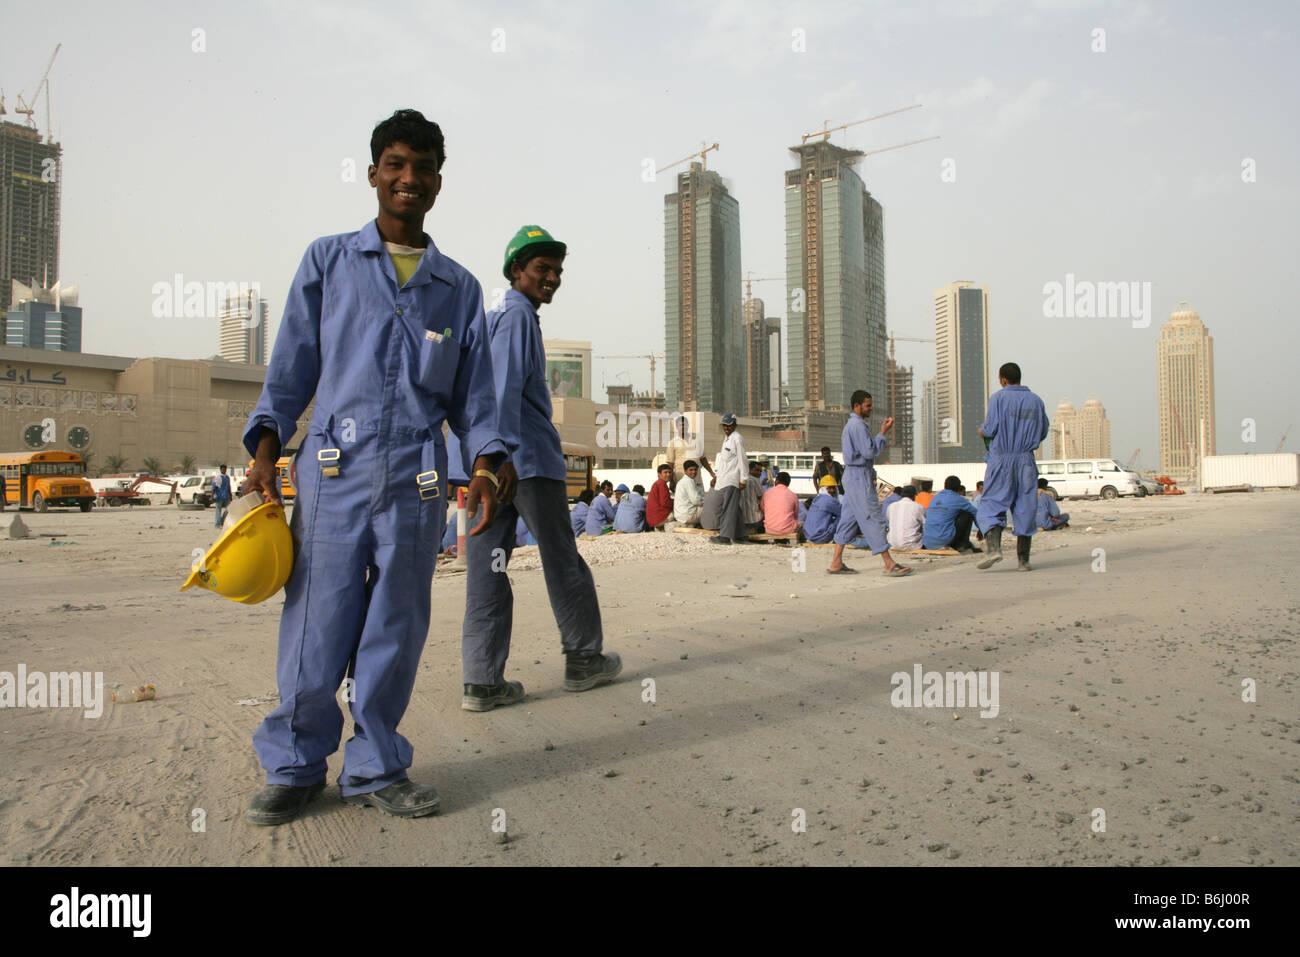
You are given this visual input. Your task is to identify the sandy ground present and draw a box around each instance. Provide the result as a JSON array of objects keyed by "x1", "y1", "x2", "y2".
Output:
[{"x1": 1, "y1": 491, "x2": 1296, "y2": 867}]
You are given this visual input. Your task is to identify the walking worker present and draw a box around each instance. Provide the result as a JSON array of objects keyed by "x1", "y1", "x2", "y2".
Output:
[
  {"x1": 212, "y1": 464, "x2": 232, "y2": 528},
  {"x1": 975, "y1": 362, "x2": 1051, "y2": 571},
  {"x1": 459, "y1": 224, "x2": 619, "y2": 713},
  {"x1": 709, "y1": 412, "x2": 750, "y2": 545},
  {"x1": 241, "y1": 110, "x2": 506, "y2": 825},
  {"x1": 828, "y1": 390, "x2": 911, "y2": 577}
]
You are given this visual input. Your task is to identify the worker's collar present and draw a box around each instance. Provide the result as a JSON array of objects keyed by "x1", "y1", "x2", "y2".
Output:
[
  {"x1": 503, "y1": 288, "x2": 539, "y2": 318},
  {"x1": 1003, "y1": 384, "x2": 1028, "y2": 391},
  {"x1": 354, "y1": 220, "x2": 458, "y2": 286}
]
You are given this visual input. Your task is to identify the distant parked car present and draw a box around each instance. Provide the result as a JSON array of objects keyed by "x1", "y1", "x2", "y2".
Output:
[
  {"x1": 1137, "y1": 476, "x2": 1163, "y2": 496},
  {"x1": 175, "y1": 475, "x2": 214, "y2": 508}
]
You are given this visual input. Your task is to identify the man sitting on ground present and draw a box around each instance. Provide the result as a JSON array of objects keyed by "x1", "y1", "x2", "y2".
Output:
[
  {"x1": 923, "y1": 475, "x2": 981, "y2": 553},
  {"x1": 761, "y1": 471, "x2": 802, "y2": 538},
  {"x1": 584, "y1": 480, "x2": 617, "y2": 536},
  {"x1": 886, "y1": 485, "x2": 926, "y2": 551},
  {"x1": 645, "y1": 464, "x2": 673, "y2": 531},
  {"x1": 1036, "y1": 478, "x2": 1070, "y2": 530},
  {"x1": 614, "y1": 484, "x2": 647, "y2": 533},
  {"x1": 879, "y1": 485, "x2": 902, "y2": 531},
  {"x1": 802, "y1": 475, "x2": 842, "y2": 544},
  {"x1": 571, "y1": 488, "x2": 594, "y2": 537},
  {"x1": 674, "y1": 460, "x2": 705, "y2": 527}
]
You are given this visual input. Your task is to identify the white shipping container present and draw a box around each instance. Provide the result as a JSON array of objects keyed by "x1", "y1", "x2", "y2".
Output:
[{"x1": 1201, "y1": 453, "x2": 1300, "y2": 489}]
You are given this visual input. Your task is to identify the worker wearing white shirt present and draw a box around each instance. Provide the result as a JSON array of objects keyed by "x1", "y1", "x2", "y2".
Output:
[
  {"x1": 886, "y1": 485, "x2": 926, "y2": 551},
  {"x1": 674, "y1": 460, "x2": 705, "y2": 526},
  {"x1": 709, "y1": 412, "x2": 749, "y2": 544}
]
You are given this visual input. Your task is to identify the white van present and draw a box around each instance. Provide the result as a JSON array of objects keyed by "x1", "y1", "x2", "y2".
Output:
[{"x1": 1036, "y1": 459, "x2": 1143, "y2": 500}]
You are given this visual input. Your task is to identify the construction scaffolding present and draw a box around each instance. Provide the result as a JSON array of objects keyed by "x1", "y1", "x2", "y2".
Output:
[
  {"x1": 885, "y1": 358, "x2": 915, "y2": 464},
  {"x1": 0, "y1": 120, "x2": 62, "y2": 315}
]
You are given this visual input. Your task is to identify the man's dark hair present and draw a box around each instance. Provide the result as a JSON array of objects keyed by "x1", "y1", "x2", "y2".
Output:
[
  {"x1": 684, "y1": 459, "x2": 698, "y2": 471},
  {"x1": 1038, "y1": 478, "x2": 1049, "y2": 489},
  {"x1": 632, "y1": 484, "x2": 645, "y2": 495},
  {"x1": 511, "y1": 245, "x2": 565, "y2": 278},
  {"x1": 821, "y1": 446, "x2": 831, "y2": 454},
  {"x1": 851, "y1": 390, "x2": 871, "y2": 407},
  {"x1": 658, "y1": 463, "x2": 672, "y2": 475},
  {"x1": 976, "y1": 480, "x2": 984, "y2": 490},
  {"x1": 777, "y1": 471, "x2": 791, "y2": 486},
  {"x1": 944, "y1": 475, "x2": 962, "y2": 491},
  {"x1": 900, "y1": 485, "x2": 917, "y2": 500},
  {"x1": 600, "y1": 480, "x2": 613, "y2": 493},
  {"x1": 958, "y1": 485, "x2": 967, "y2": 495},
  {"x1": 578, "y1": 489, "x2": 595, "y2": 505},
  {"x1": 371, "y1": 109, "x2": 446, "y2": 169},
  {"x1": 999, "y1": 362, "x2": 1022, "y2": 384}
]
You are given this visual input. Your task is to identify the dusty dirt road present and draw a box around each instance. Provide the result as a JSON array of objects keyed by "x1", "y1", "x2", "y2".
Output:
[{"x1": 1, "y1": 491, "x2": 1296, "y2": 866}]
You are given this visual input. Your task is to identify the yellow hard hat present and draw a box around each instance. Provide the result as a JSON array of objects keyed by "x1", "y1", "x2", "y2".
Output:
[
  {"x1": 819, "y1": 474, "x2": 838, "y2": 488},
  {"x1": 180, "y1": 501, "x2": 294, "y2": 604}
]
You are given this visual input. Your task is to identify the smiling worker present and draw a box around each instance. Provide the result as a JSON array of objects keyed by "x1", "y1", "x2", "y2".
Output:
[
  {"x1": 242, "y1": 109, "x2": 505, "y2": 825},
  {"x1": 458, "y1": 226, "x2": 619, "y2": 712}
]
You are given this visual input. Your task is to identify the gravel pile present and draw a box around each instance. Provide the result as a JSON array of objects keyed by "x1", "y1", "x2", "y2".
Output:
[{"x1": 509, "y1": 530, "x2": 723, "y2": 570}]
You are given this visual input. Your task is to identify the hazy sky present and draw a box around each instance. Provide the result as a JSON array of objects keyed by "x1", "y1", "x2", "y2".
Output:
[{"x1": 4, "y1": 0, "x2": 1297, "y2": 465}]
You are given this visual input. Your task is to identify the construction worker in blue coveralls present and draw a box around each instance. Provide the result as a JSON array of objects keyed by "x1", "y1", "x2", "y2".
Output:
[
  {"x1": 241, "y1": 110, "x2": 506, "y2": 826},
  {"x1": 827, "y1": 390, "x2": 912, "y2": 577},
  {"x1": 453, "y1": 226, "x2": 619, "y2": 713},
  {"x1": 976, "y1": 361, "x2": 1051, "y2": 572}
]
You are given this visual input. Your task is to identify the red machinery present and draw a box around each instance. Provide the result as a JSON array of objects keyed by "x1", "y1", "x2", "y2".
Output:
[{"x1": 97, "y1": 475, "x2": 178, "y2": 507}]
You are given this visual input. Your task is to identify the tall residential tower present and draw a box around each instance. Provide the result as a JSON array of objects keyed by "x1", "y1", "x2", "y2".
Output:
[
  {"x1": 0, "y1": 121, "x2": 62, "y2": 316},
  {"x1": 784, "y1": 140, "x2": 887, "y2": 411},
  {"x1": 664, "y1": 162, "x2": 742, "y2": 413},
  {"x1": 1157, "y1": 302, "x2": 1215, "y2": 484},
  {"x1": 934, "y1": 281, "x2": 990, "y2": 462}
]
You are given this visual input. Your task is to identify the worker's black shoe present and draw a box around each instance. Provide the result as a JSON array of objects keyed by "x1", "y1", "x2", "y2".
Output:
[
  {"x1": 342, "y1": 779, "x2": 440, "y2": 818},
  {"x1": 709, "y1": 535, "x2": 733, "y2": 545},
  {"x1": 976, "y1": 526, "x2": 1003, "y2": 569},
  {"x1": 1017, "y1": 535, "x2": 1033, "y2": 571},
  {"x1": 564, "y1": 650, "x2": 623, "y2": 692},
  {"x1": 462, "y1": 680, "x2": 525, "y2": 712},
  {"x1": 246, "y1": 780, "x2": 326, "y2": 826}
]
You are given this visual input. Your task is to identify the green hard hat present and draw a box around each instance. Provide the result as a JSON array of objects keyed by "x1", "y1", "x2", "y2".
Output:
[{"x1": 503, "y1": 225, "x2": 566, "y2": 280}]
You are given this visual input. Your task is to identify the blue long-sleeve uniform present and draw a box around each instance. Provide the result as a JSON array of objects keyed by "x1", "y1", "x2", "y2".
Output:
[
  {"x1": 613, "y1": 493, "x2": 646, "y2": 533},
  {"x1": 975, "y1": 384, "x2": 1050, "y2": 536},
  {"x1": 570, "y1": 501, "x2": 589, "y2": 537},
  {"x1": 923, "y1": 488, "x2": 978, "y2": 549},
  {"x1": 833, "y1": 415, "x2": 889, "y2": 552},
  {"x1": 242, "y1": 220, "x2": 504, "y2": 797},
  {"x1": 1036, "y1": 490, "x2": 1069, "y2": 529},
  {"x1": 803, "y1": 493, "x2": 842, "y2": 544},
  {"x1": 584, "y1": 493, "x2": 616, "y2": 535}
]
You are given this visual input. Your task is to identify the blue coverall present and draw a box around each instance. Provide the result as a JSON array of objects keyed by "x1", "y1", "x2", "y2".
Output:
[
  {"x1": 244, "y1": 221, "x2": 504, "y2": 797},
  {"x1": 975, "y1": 384, "x2": 1050, "y2": 536},
  {"x1": 584, "y1": 493, "x2": 616, "y2": 536},
  {"x1": 570, "y1": 502, "x2": 589, "y2": 537},
  {"x1": 833, "y1": 415, "x2": 889, "y2": 553},
  {"x1": 803, "y1": 493, "x2": 841, "y2": 544},
  {"x1": 1036, "y1": 491, "x2": 1069, "y2": 530},
  {"x1": 614, "y1": 493, "x2": 647, "y2": 533},
  {"x1": 457, "y1": 288, "x2": 603, "y2": 686}
]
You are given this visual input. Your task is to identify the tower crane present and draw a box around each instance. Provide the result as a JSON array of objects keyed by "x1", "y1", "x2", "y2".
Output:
[
  {"x1": 743, "y1": 271, "x2": 783, "y2": 308},
  {"x1": 1277, "y1": 425, "x2": 1291, "y2": 453},
  {"x1": 801, "y1": 103, "x2": 940, "y2": 164},
  {"x1": 887, "y1": 333, "x2": 933, "y2": 428},
  {"x1": 656, "y1": 142, "x2": 719, "y2": 176},
  {"x1": 15, "y1": 44, "x2": 61, "y2": 140},
  {"x1": 599, "y1": 354, "x2": 664, "y2": 400}
]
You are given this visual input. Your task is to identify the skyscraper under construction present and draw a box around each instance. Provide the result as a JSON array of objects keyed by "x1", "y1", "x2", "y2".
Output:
[
  {"x1": 0, "y1": 120, "x2": 62, "y2": 315},
  {"x1": 783, "y1": 140, "x2": 887, "y2": 411},
  {"x1": 664, "y1": 162, "x2": 743, "y2": 414}
]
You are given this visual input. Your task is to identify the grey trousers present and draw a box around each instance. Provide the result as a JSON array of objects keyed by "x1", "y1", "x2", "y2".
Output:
[
  {"x1": 717, "y1": 484, "x2": 744, "y2": 540},
  {"x1": 462, "y1": 477, "x2": 603, "y2": 684}
]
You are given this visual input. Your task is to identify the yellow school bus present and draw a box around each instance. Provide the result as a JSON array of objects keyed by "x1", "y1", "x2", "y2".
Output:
[
  {"x1": 562, "y1": 442, "x2": 596, "y2": 501},
  {"x1": 0, "y1": 450, "x2": 96, "y2": 512},
  {"x1": 243, "y1": 455, "x2": 297, "y2": 502}
]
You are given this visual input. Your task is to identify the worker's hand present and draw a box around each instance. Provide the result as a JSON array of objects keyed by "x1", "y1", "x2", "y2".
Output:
[
  {"x1": 881, "y1": 416, "x2": 895, "y2": 435},
  {"x1": 246, "y1": 431, "x2": 283, "y2": 504},
  {"x1": 709, "y1": 477, "x2": 716, "y2": 489},
  {"x1": 495, "y1": 461, "x2": 519, "y2": 505},
  {"x1": 465, "y1": 475, "x2": 498, "y2": 536},
  {"x1": 739, "y1": 481, "x2": 746, "y2": 489}
]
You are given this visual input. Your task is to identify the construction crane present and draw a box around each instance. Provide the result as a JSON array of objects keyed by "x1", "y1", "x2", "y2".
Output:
[
  {"x1": 656, "y1": 142, "x2": 719, "y2": 176},
  {"x1": 743, "y1": 271, "x2": 783, "y2": 306},
  {"x1": 887, "y1": 332, "x2": 933, "y2": 419},
  {"x1": 14, "y1": 44, "x2": 61, "y2": 140},
  {"x1": 802, "y1": 103, "x2": 923, "y2": 143},
  {"x1": 600, "y1": 353, "x2": 664, "y2": 400},
  {"x1": 1125, "y1": 448, "x2": 1141, "y2": 471},
  {"x1": 1277, "y1": 425, "x2": 1291, "y2": 453}
]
